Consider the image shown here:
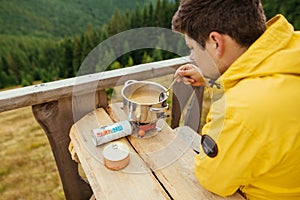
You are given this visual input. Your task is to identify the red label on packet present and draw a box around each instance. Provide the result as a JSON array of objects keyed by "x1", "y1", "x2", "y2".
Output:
[
  {"x1": 91, "y1": 121, "x2": 132, "y2": 146},
  {"x1": 96, "y1": 124, "x2": 123, "y2": 137}
]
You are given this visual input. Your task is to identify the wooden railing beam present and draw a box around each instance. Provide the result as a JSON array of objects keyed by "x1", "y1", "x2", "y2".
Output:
[{"x1": 0, "y1": 57, "x2": 189, "y2": 113}]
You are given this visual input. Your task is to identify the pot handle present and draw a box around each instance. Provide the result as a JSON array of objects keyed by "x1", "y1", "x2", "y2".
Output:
[
  {"x1": 149, "y1": 103, "x2": 169, "y2": 112},
  {"x1": 124, "y1": 80, "x2": 137, "y2": 86}
]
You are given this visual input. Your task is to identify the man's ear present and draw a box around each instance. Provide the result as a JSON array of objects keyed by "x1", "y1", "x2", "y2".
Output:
[{"x1": 208, "y1": 31, "x2": 224, "y2": 57}]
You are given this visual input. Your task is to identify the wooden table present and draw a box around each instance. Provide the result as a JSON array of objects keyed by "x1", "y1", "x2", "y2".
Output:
[{"x1": 69, "y1": 103, "x2": 244, "y2": 200}]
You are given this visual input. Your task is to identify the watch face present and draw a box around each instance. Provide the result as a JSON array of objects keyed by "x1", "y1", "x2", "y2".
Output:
[{"x1": 201, "y1": 134, "x2": 218, "y2": 158}]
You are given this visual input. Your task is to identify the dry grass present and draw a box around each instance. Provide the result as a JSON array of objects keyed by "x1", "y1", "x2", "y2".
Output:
[{"x1": 0, "y1": 107, "x2": 64, "y2": 200}]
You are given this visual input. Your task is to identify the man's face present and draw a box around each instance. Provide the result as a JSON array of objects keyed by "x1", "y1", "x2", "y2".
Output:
[{"x1": 185, "y1": 34, "x2": 220, "y2": 80}]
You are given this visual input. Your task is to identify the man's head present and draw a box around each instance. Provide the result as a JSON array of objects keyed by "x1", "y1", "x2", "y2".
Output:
[
  {"x1": 172, "y1": 0, "x2": 266, "y2": 49},
  {"x1": 172, "y1": 0, "x2": 267, "y2": 78}
]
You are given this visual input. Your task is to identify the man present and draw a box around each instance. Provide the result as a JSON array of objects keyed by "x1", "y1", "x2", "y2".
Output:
[{"x1": 172, "y1": 0, "x2": 300, "y2": 199}]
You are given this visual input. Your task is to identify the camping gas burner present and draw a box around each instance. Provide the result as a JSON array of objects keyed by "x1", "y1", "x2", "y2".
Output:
[
  {"x1": 137, "y1": 122, "x2": 157, "y2": 132},
  {"x1": 133, "y1": 122, "x2": 158, "y2": 137}
]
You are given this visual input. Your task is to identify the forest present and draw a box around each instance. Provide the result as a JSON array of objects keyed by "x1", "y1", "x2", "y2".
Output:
[{"x1": 0, "y1": 0, "x2": 299, "y2": 89}]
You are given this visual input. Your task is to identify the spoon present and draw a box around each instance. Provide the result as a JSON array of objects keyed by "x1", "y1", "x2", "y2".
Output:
[{"x1": 158, "y1": 76, "x2": 180, "y2": 102}]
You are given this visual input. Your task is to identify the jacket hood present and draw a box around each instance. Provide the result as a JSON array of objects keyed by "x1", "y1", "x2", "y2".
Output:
[{"x1": 220, "y1": 14, "x2": 300, "y2": 89}]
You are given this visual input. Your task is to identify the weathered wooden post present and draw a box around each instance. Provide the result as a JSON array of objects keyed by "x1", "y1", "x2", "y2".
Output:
[
  {"x1": 32, "y1": 97, "x2": 93, "y2": 200},
  {"x1": 171, "y1": 82, "x2": 204, "y2": 133},
  {"x1": 32, "y1": 87, "x2": 109, "y2": 200}
]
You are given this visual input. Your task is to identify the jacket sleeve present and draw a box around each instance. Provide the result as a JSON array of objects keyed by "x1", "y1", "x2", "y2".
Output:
[{"x1": 195, "y1": 103, "x2": 269, "y2": 197}]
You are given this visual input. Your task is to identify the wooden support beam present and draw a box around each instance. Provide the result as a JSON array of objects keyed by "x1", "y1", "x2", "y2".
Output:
[
  {"x1": 170, "y1": 82, "x2": 194, "y2": 129},
  {"x1": 184, "y1": 86, "x2": 204, "y2": 133},
  {"x1": 171, "y1": 82, "x2": 204, "y2": 133},
  {"x1": 96, "y1": 90, "x2": 108, "y2": 109},
  {"x1": 32, "y1": 97, "x2": 93, "y2": 199}
]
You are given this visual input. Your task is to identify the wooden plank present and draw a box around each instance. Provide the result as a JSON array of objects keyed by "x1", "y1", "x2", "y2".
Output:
[
  {"x1": 110, "y1": 103, "x2": 244, "y2": 200},
  {"x1": 70, "y1": 108, "x2": 170, "y2": 200},
  {"x1": 0, "y1": 57, "x2": 190, "y2": 113}
]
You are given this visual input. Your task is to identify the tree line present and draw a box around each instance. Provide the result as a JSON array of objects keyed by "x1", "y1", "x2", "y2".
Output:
[
  {"x1": 0, "y1": 0, "x2": 181, "y2": 88},
  {"x1": 0, "y1": 0, "x2": 298, "y2": 89}
]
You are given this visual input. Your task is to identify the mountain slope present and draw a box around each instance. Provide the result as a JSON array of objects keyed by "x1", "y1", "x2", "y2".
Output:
[{"x1": 0, "y1": 0, "x2": 154, "y2": 38}]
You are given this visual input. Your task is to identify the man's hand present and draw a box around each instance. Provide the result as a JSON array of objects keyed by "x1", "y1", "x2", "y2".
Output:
[{"x1": 175, "y1": 64, "x2": 206, "y2": 87}]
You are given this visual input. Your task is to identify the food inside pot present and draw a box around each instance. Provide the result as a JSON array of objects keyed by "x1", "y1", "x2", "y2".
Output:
[
  {"x1": 122, "y1": 80, "x2": 168, "y2": 124},
  {"x1": 128, "y1": 90, "x2": 161, "y2": 104}
]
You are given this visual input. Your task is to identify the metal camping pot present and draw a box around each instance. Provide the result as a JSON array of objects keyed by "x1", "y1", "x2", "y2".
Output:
[{"x1": 121, "y1": 80, "x2": 168, "y2": 124}]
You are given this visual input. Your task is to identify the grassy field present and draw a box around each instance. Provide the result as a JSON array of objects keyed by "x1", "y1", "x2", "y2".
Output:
[{"x1": 0, "y1": 107, "x2": 64, "y2": 200}]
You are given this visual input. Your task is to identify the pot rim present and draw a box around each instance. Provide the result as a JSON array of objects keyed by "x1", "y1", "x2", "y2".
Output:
[{"x1": 121, "y1": 80, "x2": 169, "y2": 105}]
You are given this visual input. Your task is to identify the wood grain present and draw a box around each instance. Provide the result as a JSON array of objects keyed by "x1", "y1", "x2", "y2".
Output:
[
  {"x1": 70, "y1": 108, "x2": 169, "y2": 200},
  {"x1": 108, "y1": 103, "x2": 244, "y2": 200}
]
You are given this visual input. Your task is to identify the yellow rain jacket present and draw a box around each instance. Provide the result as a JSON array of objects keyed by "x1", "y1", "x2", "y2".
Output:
[{"x1": 195, "y1": 15, "x2": 300, "y2": 200}]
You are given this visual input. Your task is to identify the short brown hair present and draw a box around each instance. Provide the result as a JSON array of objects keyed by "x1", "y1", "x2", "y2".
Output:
[{"x1": 172, "y1": 0, "x2": 266, "y2": 48}]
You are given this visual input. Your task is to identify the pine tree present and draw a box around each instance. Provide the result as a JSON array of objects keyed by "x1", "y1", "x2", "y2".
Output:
[
  {"x1": 142, "y1": 51, "x2": 153, "y2": 63},
  {"x1": 148, "y1": 2, "x2": 154, "y2": 27},
  {"x1": 57, "y1": 38, "x2": 74, "y2": 78},
  {"x1": 126, "y1": 56, "x2": 134, "y2": 67},
  {"x1": 0, "y1": 71, "x2": 11, "y2": 88},
  {"x1": 132, "y1": 4, "x2": 143, "y2": 28},
  {"x1": 73, "y1": 35, "x2": 83, "y2": 76},
  {"x1": 108, "y1": 9, "x2": 124, "y2": 35},
  {"x1": 154, "y1": 0, "x2": 162, "y2": 26}
]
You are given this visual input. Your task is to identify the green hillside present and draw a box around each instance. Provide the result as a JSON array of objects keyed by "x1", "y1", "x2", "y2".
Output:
[
  {"x1": 0, "y1": 0, "x2": 154, "y2": 38},
  {"x1": 0, "y1": 0, "x2": 180, "y2": 89}
]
